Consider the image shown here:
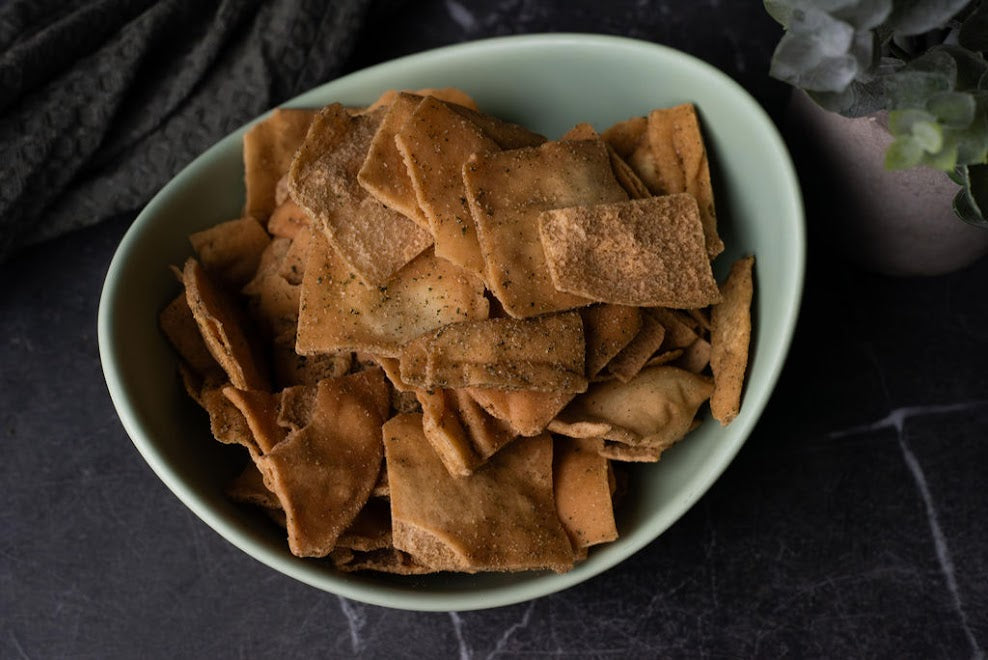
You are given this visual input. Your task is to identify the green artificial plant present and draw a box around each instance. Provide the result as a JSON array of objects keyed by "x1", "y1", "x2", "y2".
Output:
[{"x1": 766, "y1": 0, "x2": 988, "y2": 225}]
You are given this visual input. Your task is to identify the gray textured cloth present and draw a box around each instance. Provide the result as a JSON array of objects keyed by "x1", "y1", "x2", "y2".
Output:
[{"x1": 0, "y1": 0, "x2": 373, "y2": 261}]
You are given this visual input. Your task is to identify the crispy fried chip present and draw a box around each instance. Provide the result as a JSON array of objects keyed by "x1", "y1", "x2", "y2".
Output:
[
  {"x1": 297, "y1": 233, "x2": 489, "y2": 357},
  {"x1": 646, "y1": 104, "x2": 724, "y2": 258},
  {"x1": 357, "y1": 93, "x2": 430, "y2": 228},
  {"x1": 368, "y1": 87, "x2": 479, "y2": 112},
  {"x1": 539, "y1": 194, "x2": 721, "y2": 308},
  {"x1": 273, "y1": 343, "x2": 352, "y2": 388},
  {"x1": 550, "y1": 366, "x2": 713, "y2": 461},
  {"x1": 222, "y1": 387, "x2": 285, "y2": 454},
  {"x1": 396, "y1": 96, "x2": 502, "y2": 276},
  {"x1": 244, "y1": 108, "x2": 317, "y2": 219},
  {"x1": 329, "y1": 547, "x2": 435, "y2": 575},
  {"x1": 601, "y1": 115, "x2": 647, "y2": 159},
  {"x1": 562, "y1": 123, "x2": 650, "y2": 199},
  {"x1": 399, "y1": 312, "x2": 588, "y2": 393},
  {"x1": 580, "y1": 304, "x2": 642, "y2": 378},
  {"x1": 676, "y1": 337, "x2": 712, "y2": 374},
  {"x1": 417, "y1": 388, "x2": 516, "y2": 476},
  {"x1": 447, "y1": 104, "x2": 546, "y2": 150},
  {"x1": 256, "y1": 369, "x2": 390, "y2": 557},
  {"x1": 647, "y1": 308, "x2": 698, "y2": 349},
  {"x1": 242, "y1": 255, "x2": 300, "y2": 343},
  {"x1": 159, "y1": 293, "x2": 224, "y2": 382},
  {"x1": 384, "y1": 414, "x2": 575, "y2": 572},
  {"x1": 643, "y1": 348, "x2": 684, "y2": 369},
  {"x1": 189, "y1": 216, "x2": 271, "y2": 288},
  {"x1": 464, "y1": 388, "x2": 573, "y2": 437},
  {"x1": 267, "y1": 200, "x2": 310, "y2": 239},
  {"x1": 337, "y1": 497, "x2": 392, "y2": 552},
  {"x1": 710, "y1": 256, "x2": 754, "y2": 425},
  {"x1": 463, "y1": 140, "x2": 628, "y2": 317},
  {"x1": 200, "y1": 388, "x2": 259, "y2": 457},
  {"x1": 607, "y1": 312, "x2": 666, "y2": 383},
  {"x1": 227, "y1": 462, "x2": 281, "y2": 509},
  {"x1": 183, "y1": 258, "x2": 269, "y2": 391},
  {"x1": 276, "y1": 384, "x2": 317, "y2": 433},
  {"x1": 288, "y1": 103, "x2": 433, "y2": 286},
  {"x1": 599, "y1": 442, "x2": 665, "y2": 463},
  {"x1": 554, "y1": 437, "x2": 618, "y2": 548}
]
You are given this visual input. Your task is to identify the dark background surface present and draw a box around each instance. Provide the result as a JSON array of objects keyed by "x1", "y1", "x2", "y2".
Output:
[{"x1": 3, "y1": 1, "x2": 987, "y2": 658}]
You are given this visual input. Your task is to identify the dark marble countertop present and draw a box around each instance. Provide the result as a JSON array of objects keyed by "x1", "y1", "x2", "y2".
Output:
[{"x1": 3, "y1": 2, "x2": 986, "y2": 658}]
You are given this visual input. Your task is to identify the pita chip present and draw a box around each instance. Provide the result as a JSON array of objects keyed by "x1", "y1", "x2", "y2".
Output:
[
  {"x1": 417, "y1": 388, "x2": 517, "y2": 476},
  {"x1": 358, "y1": 93, "x2": 431, "y2": 228},
  {"x1": 579, "y1": 304, "x2": 642, "y2": 379},
  {"x1": 244, "y1": 108, "x2": 317, "y2": 219},
  {"x1": 183, "y1": 258, "x2": 269, "y2": 391},
  {"x1": 159, "y1": 292, "x2": 225, "y2": 383},
  {"x1": 550, "y1": 366, "x2": 713, "y2": 461},
  {"x1": 399, "y1": 312, "x2": 588, "y2": 393},
  {"x1": 562, "y1": 123, "x2": 650, "y2": 199},
  {"x1": 288, "y1": 103, "x2": 433, "y2": 286},
  {"x1": 267, "y1": 199, "x2": 310, "y2": 239},
  {"x1": 368, "y1": 87, "x2": 479, "y2": 111},
  {"x1": 710, "y1": 256, "x2": 754, "y2": 425},
  {"x1": 227, "y1": 462, "x2": 281, "y2": 510},
  {"x1": 646, "y1": 104, "x2": 724, "y2": 258},
  {"x1": 539, "y1": 194, "x2": 721, "y2": 308},
  {"x1": 384, "y1": 414, "x2": 575, "y2": 572},
  {"x1": 189, "y1": 216, "x2": 271, "y2": 289},
  {"x1": 256, "y1": 369, "x2": 391, "y2": 557},
  {"x1": 554, "y1": 437, "x2": 618, "y2": 548},
  {"x1": 675, "y1": 337, "x2": 712, "y2": 374},
  {"x1": 296, "y1": 233, "x2": 488, "y2": 357},
  {"x1": 396, "y1": 95, "x2": 501, "y2": 276},
  {"x1": 464, "y1": 388, "x2": 574, "y2": 437},
  {"x1": 463, "y1": 139, "x2": 628, "y2": 317},
  {"x1": 222, "y1": 387, "x2": 285, "y2": 453},
  {"x1": 607, "y1": 312, "x2": 666, "y2": 383}
]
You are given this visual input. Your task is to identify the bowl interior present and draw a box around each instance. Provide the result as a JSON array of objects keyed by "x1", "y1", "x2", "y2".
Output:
[{"x1": 99, "y1": 34, "x2": 804, "y2": 611}]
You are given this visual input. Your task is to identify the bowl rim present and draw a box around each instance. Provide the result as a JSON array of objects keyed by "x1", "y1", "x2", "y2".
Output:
[{"x1": 98, "y1": 32, "x2": 805, "y2": 611}]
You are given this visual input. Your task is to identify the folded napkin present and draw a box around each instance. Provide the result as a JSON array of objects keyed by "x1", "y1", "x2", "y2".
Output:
[{"x1": 0, "y1": 0, "x2": 374, "y2": 262}]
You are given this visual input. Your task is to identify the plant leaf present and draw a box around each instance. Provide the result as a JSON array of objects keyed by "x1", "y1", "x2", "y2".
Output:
[
  {"x1": 952, "y1": 164, "x2": 988, "y2": 226},
  {"x1": 886, "y1": 135, "x2": 925, "y2": 168},
  {"x1": 913, "y1": 120, "x2": 945, "y2": 152},
  {"x1": 886, "y1": 0, "x2": 971, "y2": 36},
  {"x1": 927, "y1": 91, "x2": 977, "y2": 127},
  {"x1": 885, "y1": 70, "x2": 954, "y2": 107},
  {"x1": 833, "y1": 0, "x2": 893, "y2": 30}
]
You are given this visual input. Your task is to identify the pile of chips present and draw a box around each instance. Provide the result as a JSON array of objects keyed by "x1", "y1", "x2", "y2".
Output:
[{"x1": 160, "y1": 88, "x2": 754, "y2": 575}]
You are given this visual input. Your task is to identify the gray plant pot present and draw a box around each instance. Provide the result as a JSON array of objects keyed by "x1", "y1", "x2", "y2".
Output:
[{"x1": 786, "y1": 90, "x2": 988, "y2": 276}]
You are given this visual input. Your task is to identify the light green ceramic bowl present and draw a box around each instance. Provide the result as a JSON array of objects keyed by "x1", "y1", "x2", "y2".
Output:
[{"x1": 98, "y1": 34, "x2": 804, "y2": 611}]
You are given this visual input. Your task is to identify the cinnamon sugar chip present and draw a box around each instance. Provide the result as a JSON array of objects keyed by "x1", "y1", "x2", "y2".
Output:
[
  {"x1": 464, "y1": 388, "x2": 574, "y2": 437},
  {"x1": 183, "y1": 258, "x2": 269, "y2": 391},
  {"x1": 644, "y1": 348, "x2": 685, "y2": 369},
  {"x1": 463, "y1": 140, "x2": 627, "y2": 317},
  {"x1": 256, "y1": 369, "x2": 390, "y2": 557},
  {"x1": 396, "y1": 96, "x2": 501, "y2": 276},
  {"x1": 358, "y1": 93, "x2": 431, "y2": 228},
  {"x1": 244, "y1": 108, "x2": 317, "y2": 219},
  {"x1": 607, "y1": 312, "x2": 667, "y2": 383},
  {"x1": 288, "y1": 103, "x2": 433, "y2": 285},
  {"x1": 399, "y1": 312, "x2": 587, "y2": 393},
  {"x1": 199, "y1": 388, "x2": 259, "y2": 458},
  {"x1": 549, "y1": 366, "x2": 713, "y2": 462},
  {"x1": 539, "y1": 194, "x2": 721, "y2": 308},
  {"x1": 384, "y1": 414, "x2": 575, "y2": 572},
  {"x1": 416, "y1": 388, "x2": 516, "y2": 476},
  {"x1": 562, "y1": 123, "x2": 650, "y2": 199},
  {"x1": 226, "y1": 462, "x2": 281, "y2": 510},
  {"x1": 647, "y1": 308, "x2": 698, "y2": 349},
  {"x1": 553, "y1": 437, "x2": 618, "y2": 548},
  {"x1": 675, "y1": 337, "x2": 712, "y2": 374},
  {"x1": 297, "y1": 233, "x2": 488, "y2": 357},
  {"x1": 647, "y1": 104, "x2": 724, "y2": 258},
  {"x1": 189, "y1": 216, "x2": 271, "y2": 288},
  {"x1": 710, "y1": 256, "x2": 754, "y2": 424},
  {"x1": 601, "y1": 116, "x2": 647, "y2": 160},
  {"x1": 276, "y1": 384, "x2": 317, "y2": 433}
]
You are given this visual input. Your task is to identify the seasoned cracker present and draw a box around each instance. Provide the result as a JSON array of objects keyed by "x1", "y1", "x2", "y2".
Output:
[
  {"x1": 675, "y1": 337, "x2": 712, "y2": 374},
  {"x1": 267, "y1": 200, "x2": 310, "y2": 239},
  {"x1": 368, "y1": 87, "x2": 479, "y2": 112},
  {"x1": 550, "y1": 366, "x2": 713, "y2": 461},
  {"x1": 183, "y1": 258, "x2": 269, "y2": 391},
  {"x1": 539, "y1": 194, "x2": 721, "y2": 308},
  {"x1": 463, "y1": 140, "x2": 628, "y2": 317},
  {"x1": 580, "y1": 304, "x2": 642, "y2": 378},
  {"x1": 226, "y1": 462, "x2": 281, "y2": 510},
  {"x1": 256, "y1": 369, "x2": 390, "y2": 557},
  {"x1": 384, "y1": 414, "x2": 575, "y2": 572},
  {"x1": 357, "y1": 93, "x2": 430, "y2": 228},
  {"x1": 189, "y1": 216, "x2": 271, "y2": 288},
  {"x1": 710, "y1": 256, "x2": 754, "y2": 424},
  {"x1": 244, "y1": 108, "x2": 317, "y2": 219},
  {"x1": 288, "y1": 103, "x2": 433, "y2": 286},
  {"x1": 222, "y1": 387, "x2": 285, "y2": 453},
  {"x1": 417, "y1": 388, "x2": 516, "y2": 476},
  {"x1": 398, "y1": 312, "x2": 588, "y2": 393},
  {"x1": 607, "y1": 312, "x2": 666, "y2": 383},
  {"x1": 396, "y1": 96, "x2": 501, "y2": 275},
  {"x1": 554, "y1": 437, "x2": 618, "y2": 548},
  {"x1": 464, "y1": 388, "x2": 574, "y2": 437},
  {"x1": 647, "y1": 104, "x2": 724, "y2": 258},
  {"x1": 159, "y1": 293, "x2": 224, "y2": 382},
  {"x1": 296, "y1": 233, "x2": 488, "y2": 357}
]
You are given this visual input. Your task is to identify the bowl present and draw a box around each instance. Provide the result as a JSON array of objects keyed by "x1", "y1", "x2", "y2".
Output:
[{"x1": 98, "y1": 33, "x2": 804, "y2": 611}]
